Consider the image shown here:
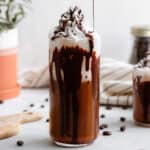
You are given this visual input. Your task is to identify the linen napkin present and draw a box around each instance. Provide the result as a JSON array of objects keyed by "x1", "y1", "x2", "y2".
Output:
[
  {"x1": 20, "y1": 58, "x2": 134, "y2": 106},
  {"x1": 101, "y1": 58, "x2": 133, "y2": 107}
]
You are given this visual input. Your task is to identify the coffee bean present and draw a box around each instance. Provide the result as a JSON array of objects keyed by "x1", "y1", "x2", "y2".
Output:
[
  {"x1": 45, "y1": 98, "x2": 49, "y2": 102},
  {"x1": 102, "y1": 124, "x2": 108, "y2": 128},
  {"x1": 46, "y1": 119, "x2": 49, "y2": 123},
  {"x1": 30, "y1": 104, "x2": 34, "y2": 107},
  {"x1": 106, "y1": 105, "x2": 112, "y2": 110},
  {"x1": 16, "y1": 140, "x2": 24, "y2": 146},
  {"x1": 120, "y1": 117, "x2": 126, "y2": 122},
  {"x1": 23, "y1": 110, "x2": 28, "y2": 112},
  {"x1": 100, "y1": 114, "x2": 105, "y2": 118},
  {"x1": 120, "y1": 126, "x2": 126, "y2": 132},
  {"x1": 0, "y1": 101, "x2": 4, "y2": 104},
  {"x1": 99, "y1": 124, "x2": 108, "y2": 130},
  {"x1": 40, "y1": 105, "x2": 45, "y2": 108},
  {"x1": 102, "y1": 131, "x2": 112, "y2": 136},
  {"x1": 99, "y1": 126, "x2": 104, "y2": 130}
]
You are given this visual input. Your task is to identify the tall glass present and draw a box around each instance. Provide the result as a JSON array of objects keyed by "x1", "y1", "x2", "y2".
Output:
[{"x1": 49, "y1": 36, "x2": 100, "y2": 147}]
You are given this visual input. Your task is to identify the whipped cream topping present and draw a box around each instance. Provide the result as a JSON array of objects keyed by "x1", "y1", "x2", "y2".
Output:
[
  {"x1": 49, "y1": 6, "x2": 100, "y2": 82},
  {"x1": 51, "y1": 6, "x2": 86, "y2": 40},
  {"x1": 134, "y1": 51, "x2": 150, "y2": 82},
  {"x1": 49, "y1": 6, "x2": 100, "y2": 55}
]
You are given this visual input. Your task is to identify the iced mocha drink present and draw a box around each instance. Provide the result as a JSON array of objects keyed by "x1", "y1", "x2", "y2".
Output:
[{"x1": 49, "y1": 6, "x2": 100, "y2": 146}]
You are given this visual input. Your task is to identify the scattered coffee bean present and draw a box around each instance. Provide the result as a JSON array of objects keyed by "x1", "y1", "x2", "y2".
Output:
[
  {"x1": 46, "y1": 119, "x2": 49, "y2": 123},
  {"x1": 102, "y1": 124, "x2": 108, "y2": 128},
  {"x1": 106, "y1": 105, "x2": 112, "y2": 110},
  {"x1": 100, "y1": 114, "x2": 105, "y2": 118},
  {"x1": 102, "y1": 131, "x2": 112, "y2": 136},
  {"x1": 40, "y1": 105, "x2": 45, "y2": 108},
  {"x1": 99, "y1": 124, "x2": 108, "y2": 130},
  {"x1": 120, "y1": 126, "x2": 126, "y2": 132},
  {"x1": 45, "y1": 98, "x2": 49, "y2": 102},
  {"x1": 99, "y1": 126, "x2": 104, "y2": 130},
  {"x1": 30, "y1": 104, "x2": 34, "y2": 107},
  {"x1": 16, "y1": 140, "x2": 24, "y2": 146},
  {"x1": 120, "y1": 117, "x2": 126, "y2": 122},
  {"x1": 23, "y1": 110, "x2": 28, "y2": 112},
  {"x1": 0, "y1": 101, "x2": 4, "y2": 104}
]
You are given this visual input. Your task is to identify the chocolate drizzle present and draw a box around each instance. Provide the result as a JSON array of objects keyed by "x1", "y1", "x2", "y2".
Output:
[
  {"x1": 49, "y1": 40, "x2": 100, "y2": 143},
  {"x1": 51, "y1": 6, "x2": 93, "y2": 41}
]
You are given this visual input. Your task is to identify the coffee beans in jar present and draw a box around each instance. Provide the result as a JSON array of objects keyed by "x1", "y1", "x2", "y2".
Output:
[{"x1": 130, "y1": 26, "x2": 150, "y2": 64}]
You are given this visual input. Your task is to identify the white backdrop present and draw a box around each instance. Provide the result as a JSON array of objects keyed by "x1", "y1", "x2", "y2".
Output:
[{"x1": 18, "y1": 0, "x2": 150, "y2": 69}]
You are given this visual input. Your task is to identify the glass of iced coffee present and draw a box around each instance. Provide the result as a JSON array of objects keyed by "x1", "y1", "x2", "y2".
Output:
[
  {"x1": 49, "y1": 6, "x2": 100, "y2": 147},
  {"x1": 133, "y1": 51, "x2": 150, "y2": 126}
]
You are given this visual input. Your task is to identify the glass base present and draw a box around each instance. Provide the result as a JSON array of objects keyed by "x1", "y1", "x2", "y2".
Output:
[
  {"x1": 135, "y1": 121, "x2": 150, "y2": 127},
  {"x1": 54, "y1": 141, "x2": 89, "y2": 148}
]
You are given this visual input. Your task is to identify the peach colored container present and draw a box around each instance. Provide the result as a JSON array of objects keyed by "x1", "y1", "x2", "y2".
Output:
[{"x1": 0, "y1": 29, "x2": 20, "y2": 101}]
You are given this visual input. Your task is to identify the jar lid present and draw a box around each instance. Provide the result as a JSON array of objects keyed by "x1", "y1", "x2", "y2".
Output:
[{"x1": 131, "y1": 26, "x2": 150, "y2": 37}]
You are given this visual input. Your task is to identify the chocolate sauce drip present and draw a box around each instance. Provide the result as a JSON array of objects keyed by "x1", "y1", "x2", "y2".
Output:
[
  {"x1": 86, "y1": 33, "x2": 94, "y2": 54},
  {"x1": 49, "y1": 40, "x2": 100, "y2": 143},
  {"x1": 50, "y1": 48, "x2": 66, "y2": 135},
  {"x1": 51, "y1": 47, "x2": 90, "y2": 141}
]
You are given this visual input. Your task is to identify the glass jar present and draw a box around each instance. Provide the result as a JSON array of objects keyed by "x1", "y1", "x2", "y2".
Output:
[
  {"x1": 49, "y1": 6, "x2": 100, "y2": 147},
  {"x1": 130, "y1": 26, "x2": 150, "y2": 64},
  {"x1": 133, "y1": 63, "x2": 150, "y2": 127}
]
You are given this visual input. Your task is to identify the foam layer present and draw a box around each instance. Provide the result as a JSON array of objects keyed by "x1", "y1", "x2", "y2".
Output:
[
  {"x1": 49, "y1": 32, "x2": 100, "y2": 53},
  {"x1": 134, "y1": 52, "x2": 150, "y2": 82},
  {"x1": 133, "y1": 67, "x2": 150, "y2": 82}
]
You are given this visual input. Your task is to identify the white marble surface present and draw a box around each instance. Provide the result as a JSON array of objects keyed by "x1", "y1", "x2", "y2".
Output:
[{"x1": 0, "y1": 89, "x2": 150, "y2": 150}]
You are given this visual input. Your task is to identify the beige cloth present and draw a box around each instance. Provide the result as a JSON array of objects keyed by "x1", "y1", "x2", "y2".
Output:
[
  {"x1": 101, "y1": 58, "x2": 133, "y2": 106},
  {"x1": 20, "y1": 58, "x2": 134, "y2": 106}
]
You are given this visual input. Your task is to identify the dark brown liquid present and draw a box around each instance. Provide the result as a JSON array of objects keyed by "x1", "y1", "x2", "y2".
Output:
[
  {"x1": 133, "y1": 77, "x2": 150, "y2": 124},
  {"x1": 49, "y1": 46, "x2": 100, "y2": 144}
]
